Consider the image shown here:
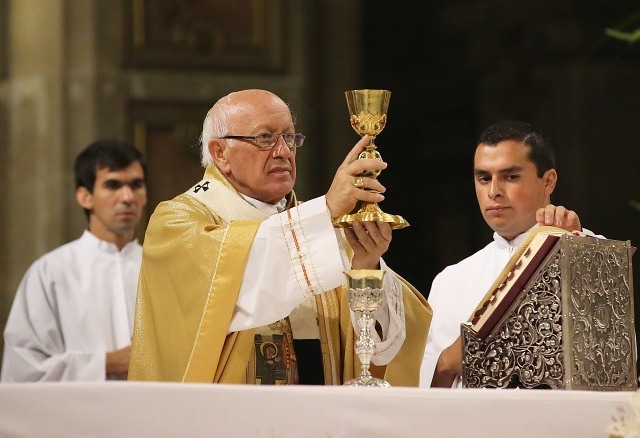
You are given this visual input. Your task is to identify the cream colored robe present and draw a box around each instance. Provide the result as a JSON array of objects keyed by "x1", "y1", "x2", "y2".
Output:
[{"x1": 129, "y1": 165, "x2": 431, "y2": 385}]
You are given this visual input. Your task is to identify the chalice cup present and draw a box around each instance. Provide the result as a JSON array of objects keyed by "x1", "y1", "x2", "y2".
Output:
[
  {"x1": 333, "y1": 89, "x2": 409, "y2": 230},
  {"x1": 343, "y1": 269, "x2": 390, "y2": 387}
]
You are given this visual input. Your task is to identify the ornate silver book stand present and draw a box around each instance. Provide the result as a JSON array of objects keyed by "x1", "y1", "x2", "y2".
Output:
[{"x1": 462, "y1": 234, "x2": 637, "y2": 390}]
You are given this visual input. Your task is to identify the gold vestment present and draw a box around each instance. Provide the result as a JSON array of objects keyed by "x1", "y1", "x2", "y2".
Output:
[{"x1": 129, "y1": 165, "x2": 432, "y2": 385}]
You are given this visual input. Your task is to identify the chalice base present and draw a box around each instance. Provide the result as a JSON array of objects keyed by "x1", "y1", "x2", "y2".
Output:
[
  {"x1": 333, "y1": 202, "x2": 409, "y2": 230},
  {"x1": 344, "y1": 376, "x2": 391, "y2": 387}
]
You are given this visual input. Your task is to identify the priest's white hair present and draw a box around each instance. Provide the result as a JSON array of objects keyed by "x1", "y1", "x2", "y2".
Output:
[{"x1": 200, "y1": 90, "x2": 295, "y2": 168}]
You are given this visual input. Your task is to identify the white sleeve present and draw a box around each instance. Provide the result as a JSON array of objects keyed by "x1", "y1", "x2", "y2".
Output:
[
  {"x1": 420, "y1": 273, "x2": 450, "y2": 388},
  {"x1": 420, "y1": 329, "x2": 438, "y2": 386},
  {"x1": 365, "y1": 259, "x2": 407, "y2": 366},
  {"x1": 229, "y1": 196, "x2": 347, "y2": 332},
  {"x1": 1, "y1": 263, "x2": 106, "y2": 382},
  {"x1": 229, "y1": 196, "x2": 407, "y2": 366}
]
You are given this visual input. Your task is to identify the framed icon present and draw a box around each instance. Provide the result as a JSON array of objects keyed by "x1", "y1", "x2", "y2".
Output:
[{"x1": 124, "y1": 0, "x2": 286, "y2": 71}]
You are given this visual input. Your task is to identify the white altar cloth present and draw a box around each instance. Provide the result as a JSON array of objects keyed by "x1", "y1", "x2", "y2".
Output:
[{"x1": 0, "y1": 382, "x2": 632, "y2": 437}]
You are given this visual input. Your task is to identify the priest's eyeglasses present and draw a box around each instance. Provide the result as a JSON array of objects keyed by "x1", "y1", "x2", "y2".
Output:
[{"x1": 219, "y1": 133, "x2": 305, "y2": 150}]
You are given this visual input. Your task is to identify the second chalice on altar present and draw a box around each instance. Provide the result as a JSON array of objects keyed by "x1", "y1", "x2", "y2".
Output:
[
  {"x1": 333, "y1": 89, "x2": 409, "y2": 230},
  {"x1": 343, "y1": 269, "x2": 390, "y2": 387}
]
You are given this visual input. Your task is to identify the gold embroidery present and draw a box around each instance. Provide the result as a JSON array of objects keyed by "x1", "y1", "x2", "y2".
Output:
[
  {"x1": 268, "y1": 318, "x2": 297, "y2": 363},
  {"x1": 285, "y1": 207, "x2": 315, "y2": 293},
  {"x1": 289, "y1": 203, "x2": 323, "y2": 291}
]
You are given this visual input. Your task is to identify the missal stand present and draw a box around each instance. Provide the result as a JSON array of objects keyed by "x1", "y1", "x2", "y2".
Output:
[{"x1": 461, "y1": 231, "x2": 637, "y2": 390}]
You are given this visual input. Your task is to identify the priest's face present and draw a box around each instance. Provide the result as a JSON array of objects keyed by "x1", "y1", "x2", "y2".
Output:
[
  {"x1": 474, "y1": 140, "x2": 556, "y2": 241},
  {"x1": 76, "y1": 161, "x2": 147, "y2": 247},
  {"x1": 211, "y1": 90, "x2": 297, "y2": 204}
]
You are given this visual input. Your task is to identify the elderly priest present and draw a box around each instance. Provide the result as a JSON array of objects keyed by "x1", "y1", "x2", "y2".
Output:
[{"x1": 129, "y1": 89, "x2": 431, "y2": 385}]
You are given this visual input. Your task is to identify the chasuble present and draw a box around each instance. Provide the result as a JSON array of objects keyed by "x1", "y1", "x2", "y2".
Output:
[{"x1": 129, "y1": 165, "x2": 431, "y2": 386}]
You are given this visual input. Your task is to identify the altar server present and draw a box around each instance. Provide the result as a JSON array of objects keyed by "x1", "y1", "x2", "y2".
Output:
[
  {"x1": 421, "y1": 120, "x2": 600, "y2": 388},
  {"x1": 2, "y1": 140, "x2": 147, "y2": 381}
]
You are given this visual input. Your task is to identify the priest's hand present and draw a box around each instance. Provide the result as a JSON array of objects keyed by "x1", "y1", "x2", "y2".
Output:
[
  {"x1": 536, "y1": 204, "x2": 581, "y2": 233},
  {"x1": 431, "y1": 336, "x2": 462, "y2": 388},
  {"x1": 325, "y1": 135, "x2": 387, "y2": 219},
  {"x1": 106, "y1": 345, "x2": 131, "y2": 379},
  {"x1": 345, "y1": 221, "x2": 392, "y2": 270}
]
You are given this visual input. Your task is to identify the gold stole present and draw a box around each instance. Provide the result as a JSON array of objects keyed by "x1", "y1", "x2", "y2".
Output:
[
  {"x1": 129, "y1": 165, "x2": 263, "y2": 383},
  {"x1": 183, "y1": 165, "x2": 344, "y2": 384},
  {"x1": 180, "y1": 166, "x2": 264, "y2": 382}
]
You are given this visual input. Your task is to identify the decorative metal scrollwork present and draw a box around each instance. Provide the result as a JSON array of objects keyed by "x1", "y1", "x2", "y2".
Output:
[
  {"x1": 463, "y1": 250, "x2": 564, "y2": 388},
  {"x1": 565, "y1": 239, "x2": 635, "y2": 389},
  {"x1": 462, "y1": 235, "x2": 636, "y2": 391}
]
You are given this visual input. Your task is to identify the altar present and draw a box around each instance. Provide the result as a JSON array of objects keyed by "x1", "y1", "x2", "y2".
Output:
[{"x1": 0, "y1": 382, "x2": 632, "y2": 437}]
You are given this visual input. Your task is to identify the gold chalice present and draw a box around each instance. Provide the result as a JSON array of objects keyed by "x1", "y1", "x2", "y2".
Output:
[{"x1": 333, "y1": 89, "x2": 409, "y2": 229}]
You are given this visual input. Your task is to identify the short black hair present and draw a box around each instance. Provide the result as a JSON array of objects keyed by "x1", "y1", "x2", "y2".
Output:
[
  {"x1": 74, "y1": 140, "x2": 146, "y2": 219},
  {"x1": 478, "y1": 120, "x2": 555, "y2": 177},
  {"x1": 74, "y1": 139, "x2": 146, "y2": 191}
]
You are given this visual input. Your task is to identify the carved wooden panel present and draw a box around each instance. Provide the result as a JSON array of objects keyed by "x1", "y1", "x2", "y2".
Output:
[
  {"x1": 0, "y1": 0, "x2": 7, "y2": 78},
  {"x1": 128, "y1": 101, "x2": 210, "y2": 236},
  {"x1": 124, "y1": 0, "x2": 286, "y2": 71}
]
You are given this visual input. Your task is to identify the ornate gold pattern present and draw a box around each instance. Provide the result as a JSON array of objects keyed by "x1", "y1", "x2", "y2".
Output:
[
  {"x1": 267, "y1": 318, "x2": 297, "y2": 363},
  {"x1": 333, "y1": 90, "x2": 408, "y2": 229},
  {"x1": 350, "y1": 114, "x2": 387, "y2": 139},
  {"x1": 283, "y1": 206, "x2": 315, "y2": 296}
]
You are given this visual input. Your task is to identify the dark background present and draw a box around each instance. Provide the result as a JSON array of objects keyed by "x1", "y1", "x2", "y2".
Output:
[
  {"x1": 357, "y1": 1, "x2": 640, "y2": 292},
  {"x1": 357, "y1": 2, "x2": 640, "y2": 369}
]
